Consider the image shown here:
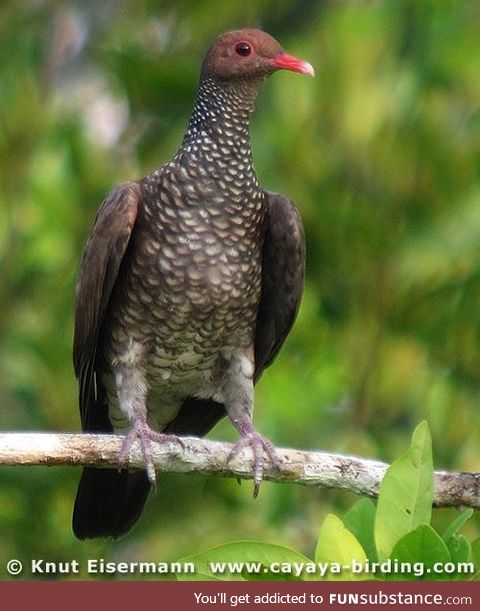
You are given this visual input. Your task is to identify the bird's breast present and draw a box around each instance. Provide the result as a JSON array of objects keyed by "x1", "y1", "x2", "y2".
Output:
[
  {"x1": 134, "y1": 184, "x2": 265, "y2": 313},
  {"x1": 102, "y1": 180, "x2": 266, "y2": 431},
  {"x1": 104, "y1": 174, "x2": 266, "y2": 381}
]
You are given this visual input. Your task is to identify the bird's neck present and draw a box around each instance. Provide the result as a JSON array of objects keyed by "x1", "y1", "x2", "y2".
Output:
[{"x1": 179, "y1": 75, "x2": 260, "y2": 157}]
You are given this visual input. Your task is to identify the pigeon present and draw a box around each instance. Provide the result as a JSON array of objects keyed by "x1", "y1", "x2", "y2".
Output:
[{"x1": 72, "y1": 29, "x2": 312, "y2": 539}]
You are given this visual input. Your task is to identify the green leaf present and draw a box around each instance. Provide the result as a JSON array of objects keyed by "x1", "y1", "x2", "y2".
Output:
[
  {"x1": 388, "y1": 524, "x2": 450, "y2": 581},
  {"x1": 442, "y1": 509, "x2": 474, "y2": 542},
  {"x1": 315, "y1": 514, "x2": 368, "y2": 581},
  {"x1": 446, "y1": 535, "x2": 471, "y2": 567},
  {"x1": 343, "y1": 498, "x2": 378, "y2": 563},
  {"x1": 177, "y1": 541, "x2": 313, "y2": 581},
  {"x1": 470, "y1": 537, "x2": 480, "y2": 580},
  {"x1": 375, "y1": 421, "x2": 433, "y2": 560}
]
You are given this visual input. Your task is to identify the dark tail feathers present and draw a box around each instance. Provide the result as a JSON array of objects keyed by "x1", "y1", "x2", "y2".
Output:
[
  {"x1": 72, "y1": 468, "x2": 151, "y2": 540},
  {"x1": 72, "y1": 397, "x2": 225, "y2": 540}
]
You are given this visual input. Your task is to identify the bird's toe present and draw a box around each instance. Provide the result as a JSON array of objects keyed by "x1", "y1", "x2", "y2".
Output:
[
  {"x1": 227, "y1": 430, "x2": 280, "y2": 498},
  {"x1": 119, "y1": 417, "x2": 184, "y2": 484}
]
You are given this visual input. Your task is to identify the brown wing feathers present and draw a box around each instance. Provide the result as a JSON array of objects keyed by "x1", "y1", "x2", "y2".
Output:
[
  {"x1": 73, "y1": 181, "x2": 141, "y2": 428},
  {"x1": 254, "y1": 191, "x2": 305, "y2": 381}
]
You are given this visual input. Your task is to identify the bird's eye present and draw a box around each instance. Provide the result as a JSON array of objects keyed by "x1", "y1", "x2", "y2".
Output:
[{"x1": 235, "y1": 42, "x2": 252, "y2": 57}]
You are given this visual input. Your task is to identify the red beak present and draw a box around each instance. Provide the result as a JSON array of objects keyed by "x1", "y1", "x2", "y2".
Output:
[{"x1": 271, "y1": 53, "x2": 315, "y2": 77}]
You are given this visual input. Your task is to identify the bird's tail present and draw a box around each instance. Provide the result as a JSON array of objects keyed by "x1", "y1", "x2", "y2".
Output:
[
  {"x1": 72, "y1": 397, "x2": 225, "y2": 540},
  {"x1": 72, "y1": 467, "x2": 151, "y2": 540}
]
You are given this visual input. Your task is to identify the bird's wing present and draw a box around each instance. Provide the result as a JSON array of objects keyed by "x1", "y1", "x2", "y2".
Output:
[
  {"x1": 254, "y1": 191, "x2": 305, "y2": 381},
  {"x1": 73, "y1": 181, "x2": 141, "y2": 429}
]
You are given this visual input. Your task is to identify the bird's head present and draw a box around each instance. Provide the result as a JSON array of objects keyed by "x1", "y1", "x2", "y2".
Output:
[{"x1": 202, "y1": 29, "x2": 315, "y2": 82}]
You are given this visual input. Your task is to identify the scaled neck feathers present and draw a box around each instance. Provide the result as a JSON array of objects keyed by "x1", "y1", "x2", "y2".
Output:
[{"x1": 179, "y1": 74, "x2": 261, "y2": 156}]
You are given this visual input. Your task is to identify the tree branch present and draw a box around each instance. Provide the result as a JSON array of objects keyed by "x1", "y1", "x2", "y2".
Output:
[{"x1": 0, "y1": 432, "x2": 478, "y2": 508}]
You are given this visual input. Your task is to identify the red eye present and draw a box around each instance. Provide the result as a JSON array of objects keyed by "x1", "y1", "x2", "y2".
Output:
[{"x1": 235, "y1": 42, "x2": 252, "y2": 57}]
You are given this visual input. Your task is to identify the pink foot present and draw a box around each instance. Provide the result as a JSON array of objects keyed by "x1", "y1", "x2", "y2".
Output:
[
  {"x1": 227, "y1": 429, "x2": 280, "y2": 498},
  {"x1": 119, "y1": 416, "x2": 184, "y2": 484}
]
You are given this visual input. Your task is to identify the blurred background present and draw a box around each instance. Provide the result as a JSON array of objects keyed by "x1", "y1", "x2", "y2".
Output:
[{"x1": 1, "y1": 0, "x2": 480, "y2": 579}]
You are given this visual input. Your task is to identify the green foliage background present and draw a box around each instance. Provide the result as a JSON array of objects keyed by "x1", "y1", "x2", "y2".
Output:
[{"x1": 1, "y1": 0, "x2": 479, "y2": 579}]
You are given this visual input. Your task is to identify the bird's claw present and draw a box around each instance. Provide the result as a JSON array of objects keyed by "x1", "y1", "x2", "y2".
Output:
[
  {"x1": 119, "y1": 417, "x2": 184, "y2": 484},
  {"x1": 227, "y1": 431, "x2": 280, "y2": 498}
]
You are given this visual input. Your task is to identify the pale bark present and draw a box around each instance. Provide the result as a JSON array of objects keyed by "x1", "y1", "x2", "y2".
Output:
[{"x1": 0, "y1": 432, "x2": 478, "y2": 508}]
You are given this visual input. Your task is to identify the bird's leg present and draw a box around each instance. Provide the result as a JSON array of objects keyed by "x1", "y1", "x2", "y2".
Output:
[
  {"x1": 223, "y1": 352, "x2": 280, "y2": 497},
  {"x1": 118, "y1": 413, "x2": 185, "y2": 484},
  {"x1": 227, "y1": 419, "x2": 280, "y2": 497},
  {"x1": 113, "y1": 362, "x2": 184, "y2": 484}
]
